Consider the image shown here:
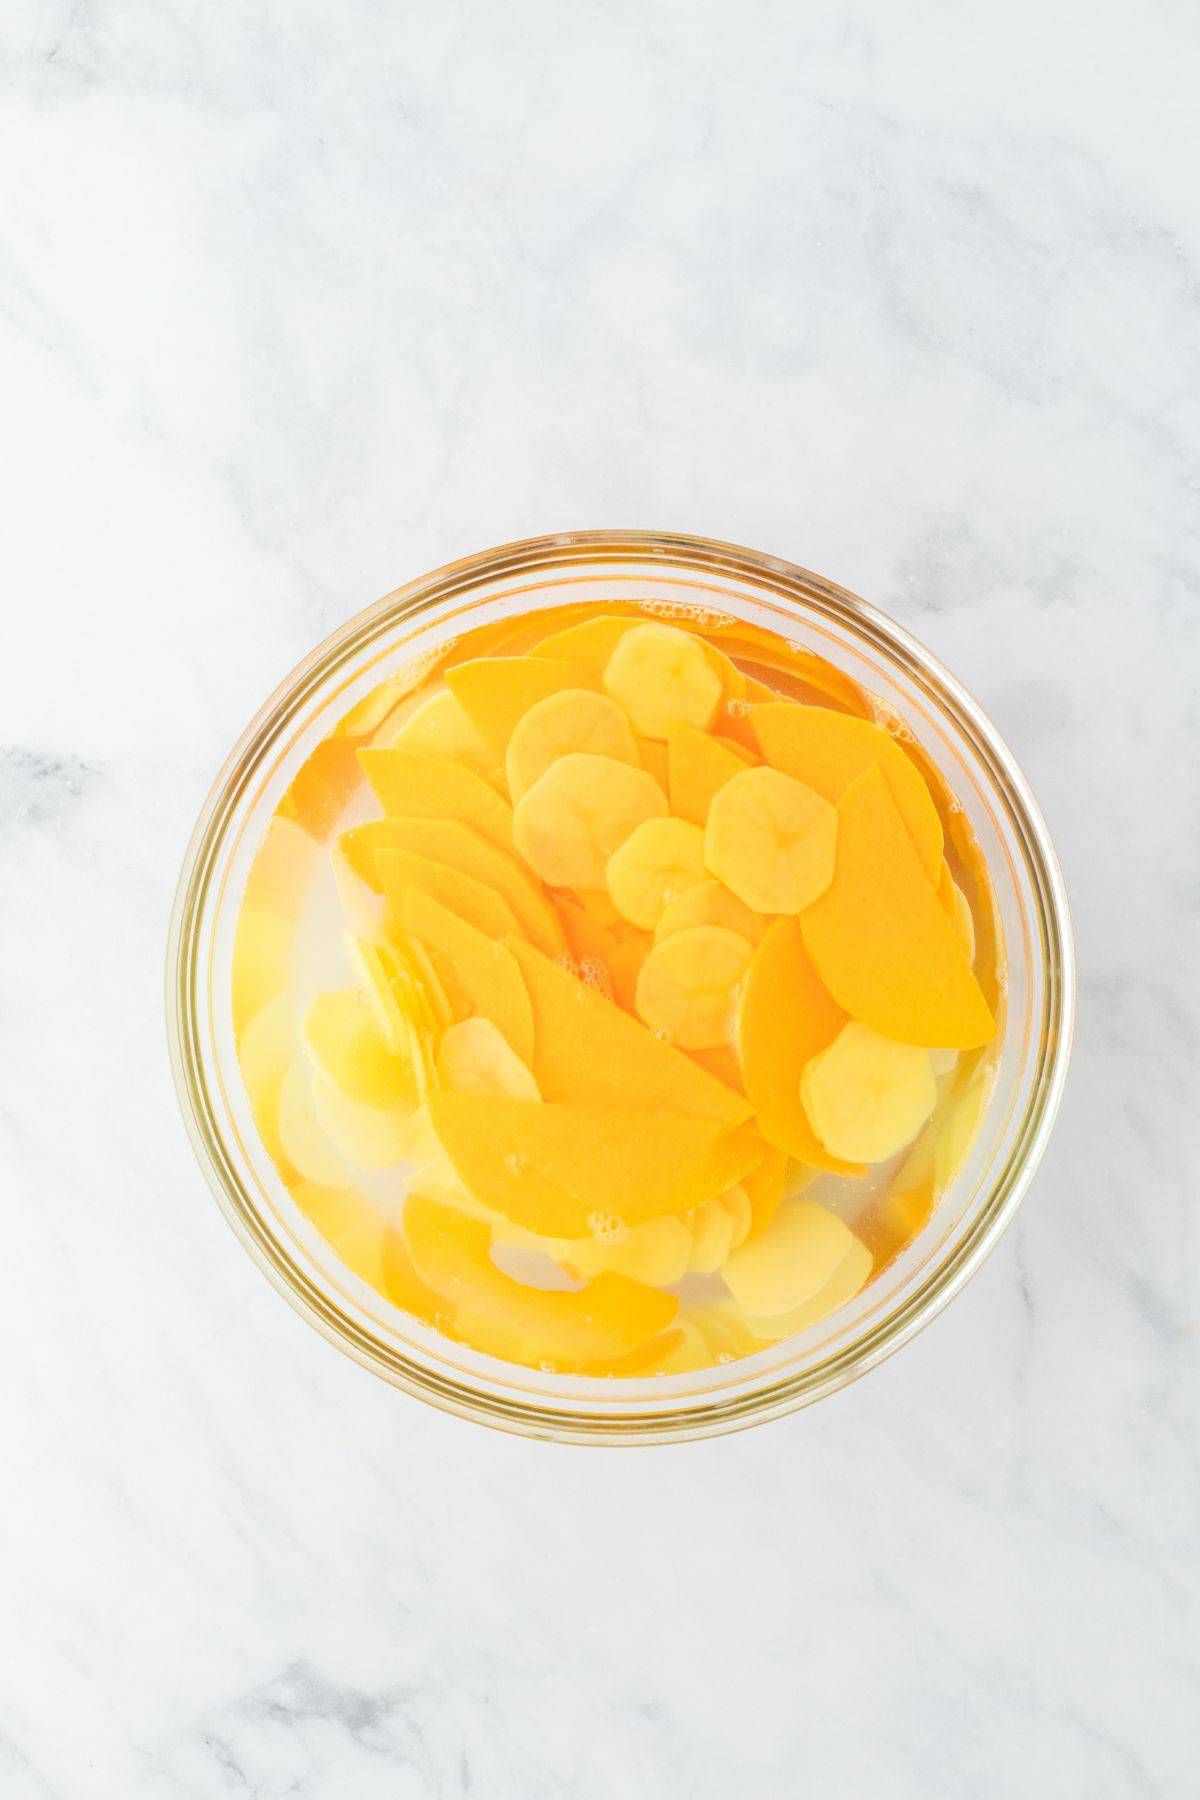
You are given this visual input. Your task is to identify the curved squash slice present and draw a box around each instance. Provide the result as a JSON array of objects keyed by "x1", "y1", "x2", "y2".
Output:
[
  {"x1": 801, "y1": 766, "x2": 995, "y2": 1049},
  {"x1": 426, "y1": 1092, "x2": 758, "y2": 1237},
  {"x1": 375, "y1": 847, "x2": 520, "y2": 943},
  {"x1": 401, "y1": 887, "x2": 534, "y2": 1063},
  {"x1": 403, "y1": 1194, "x2": 677, "y2": 1368},
  {"x1": 666, "y1": 723, "x2": 752, "y2": 825},
  {"x1": 358, "y1": 748, "x2": 514, "y2": 851},
  {"x1": 445, "y1": 655, "x2": 596, "y2": 756},
  {"x1": 508, "y1": 938, "x2": 751, "y2": 1127},
  {"x1": 735, "y1": 919, "x2": 864, "y2": 1175},
  {"x1": 339, "y1": 816, "x2": 563, "y2": 954}
]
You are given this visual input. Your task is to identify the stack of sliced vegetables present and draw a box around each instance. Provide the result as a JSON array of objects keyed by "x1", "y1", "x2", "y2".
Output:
[{"x1": 233, "y1": 611, "x2": 996, "y2": 1376}]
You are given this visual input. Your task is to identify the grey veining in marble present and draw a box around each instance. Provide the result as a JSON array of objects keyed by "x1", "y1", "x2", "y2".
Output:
[{"x1": 2, "y1": 3, "x2": 1198, "y2": 1795}]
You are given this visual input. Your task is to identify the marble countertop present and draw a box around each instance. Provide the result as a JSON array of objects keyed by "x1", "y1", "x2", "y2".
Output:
[{"x1": 3, "y1": 4, "x2": 1198, "y2": 1795}]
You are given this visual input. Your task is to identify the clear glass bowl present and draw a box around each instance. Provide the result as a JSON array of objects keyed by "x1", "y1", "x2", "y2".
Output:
[{"x1": 167, "y1": 530, "x2": 1074, "y2": 1443}]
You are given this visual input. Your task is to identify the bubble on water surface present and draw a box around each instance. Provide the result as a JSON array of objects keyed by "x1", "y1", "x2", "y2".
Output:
[{"x1": 587, "y1": 1212, "x2": 625, "y2": 1243}]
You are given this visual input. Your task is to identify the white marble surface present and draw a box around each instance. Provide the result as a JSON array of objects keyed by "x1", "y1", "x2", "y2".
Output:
[{"x1": 2, "y1": 3, "x2": 1198, "y2": 1794}]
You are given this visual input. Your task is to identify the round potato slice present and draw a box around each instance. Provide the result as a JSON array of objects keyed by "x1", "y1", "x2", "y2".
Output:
[
  {"x1": 506, "y1": 688, "x2": 639, "y2": 800},
  {"x1": 635, "y1": 924, "x2": 753, "y2": 1049},
  {"x1": 605, "y1": 816, "x2": 707, "y2": 930},
  {"x1": 705, "y1": 765, "x2": 837, "y2": 914},
  {"x1": 436, "y1": 1017, "x2": 540, "y2": 1102},
  {"x1": 724, "y1": 1197, "x2": 865, "y2": 1317},
  {"x1": 513, "y1": 752, "x2": 667, "y2": 890},
  {"x1": 800, "y1": 1021, "x2": 936, "y2": 1163},
  {"x1": 603, "y1": 623, "x2": 723, "y2": 739},
  {"x1": 654, "y1": 876, "x2": 762, "y2": 947}
]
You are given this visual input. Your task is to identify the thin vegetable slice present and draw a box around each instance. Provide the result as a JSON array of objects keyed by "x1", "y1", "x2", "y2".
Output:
[
  {"x1": 735, "y1": 919, "x2": 864, "y2": 1175},
  {"x1": 375, "y1": 847, "x2": 521, "y2": 943},
  {"x1": 401, "y1": 887, "x2": 534, "y2": 1063},
  {"x1": 506, "y1": 688, "x2": 638, "y2": 800},
  {"x1": 509, "y1": 937, "x2": 751, "y2": 1126},
  {"x1": 603, "y1": 622, "x2": 722, "y2": 739},
  {"x1": 742, "y1": 1234, "x2": 873, "y2": 1341},
  {"x1": 402, "y1": 1195, "x2": 678, "y2": 1368},
  {"x1": 686, "y1": 1196, "x2": 736, "y2": 1274},
  {"x1": 426, "y1": 1092, "x2": 758, "y2": 1236},
  {"x1": 563, "y1": 1214, "x2": 692, "y2": 1288},
  {"x1": 435, "y1": 1016, "x2": 540, "y2": 1101},
  {"x1": 303, "y1": 990, "x2": 418, "y2": 1111},
  {"x1": 445, "y1": 656, "x2": 596, "y2": 757},
  {"x1": 654, "y1": 877, "x2": 761, "y2": 947},
  {"x1": 751, "y1": 702, "x2": 942, "y2": 880},
  {"x1": 705, "y1": 765, "x2": 837, "y2": 914},
  {"x1": 338, "y1": 816, "x2": 563, "y2": 954},
  {"x1": 310, "y1": 1068, "x2": 412, "y2": 1170},
  {"x1": 382, "y1": 687, "x2": 491, "y2": 772},
  {"x1": 800, "y1": 1021, "x2": 936, "y2": 1163},
  {"x1": 666, "y1": 723, "x2": 751, "y2": 825},
  {"x1": 605, "y1": 816, "x2": 707, "y2": 930},
  {"x1": 723, "y1": 1198, "x2": 866, "y2": 1317},
  {"x1": 358, "y1": 747, "x2": 514, "y2": 851},
  {"x1": 277, "y1": 1058, "x2": 350, "y2": 1187},
  {"x1": 801, "y1": 765, "x2": 995, "y2": 1048},
  {"x1": 635, "y1": 925, "x2": 752, "y2": 1050},
  {"x1": 513, "y1": 752, "x2": 667, "y2": 890}
]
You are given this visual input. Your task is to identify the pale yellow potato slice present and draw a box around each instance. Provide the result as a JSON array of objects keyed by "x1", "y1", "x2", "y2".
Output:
[
  {"x1": 690, "y1": 1300, "x2": 763, "y2": 1363},
  {"x1": 329, "y1": 842, "x2": 383, "y2": 940},
  {"x1": 605, "y1": 816, "x2": 707, "y2": 930},
  {"x1": 231, "y1": 904, "x2": 294, "y2": 1041},
  {"x1": 345, "y1": 934, "x2": 409, "y2": 1057},
  {"x1": 237, "y1": 990, "x2": 295, "y2": 1172},
  {"x1": 742, "y1": 1235, "x2": 873, "y2": 1340},
  {"x1": 382, "y1": 687, "x2": 492, "y2": 773},
  {"x1": 242, "y1": 815, "x2": 319, "y2": 913},
  {"x1": 505, "y1": 688, "x2": 639, "y2": 801},
  {"x1": 513, "y1": 752, "x2": 667, "y2": 890},
  {"x1": 394, "y1": 1105, "x2": 477, "y2": 1208},
  {"x1": 654, "y1": 1318, "x2": 720, "y2": 1374},
  {"x1": 563, "y1": 1214, "x2": 692, "y2": 1287},
  {"x1": 933, "y1": 1067, "x2": 993, "y2": 1191},
  {"x1": 635, "y1": 925, "x2": 752, "y2": 1049},
  {"x1": 290, "y1": 1181, "x2": 390, "y2": 1293},
  {"x1": 723, "y1": 1198, "x2": 865, "y2": 1316},
  {"x1": 436, "y1": 1017, "x2": 540, "y2": 1101},
  {"x1": 303, "y1": 990, "x2": 418, "y2": 1111},
  {"x1": 310, "y1": 1068, "x2": 412, "y2": 1170},
  {"x1": 800, "y1": 1021, "x2": 936, "y2": 1163},
  {"x1": 705, "y1": 765, "x2": 837, "y2": 914},
  {"x1": 277, "y1": 1057, "x2": 350, "y2": 1187},
  {"x1": 654, "y1": 877, "x2": 762, "y2": 947},
  {"x1": 602, "y1": 623, "x2": 723, "y2": 739}
]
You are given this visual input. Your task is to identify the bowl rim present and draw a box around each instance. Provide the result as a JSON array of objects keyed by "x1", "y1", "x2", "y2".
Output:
[{"x1": 166, "y1": 527, "x2": 1075, "y2": 1443}]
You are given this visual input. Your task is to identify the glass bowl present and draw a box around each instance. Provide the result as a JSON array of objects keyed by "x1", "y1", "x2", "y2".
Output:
[{"x1": 167, "y1": 530, "x2": 1074, "y2": 1443}]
